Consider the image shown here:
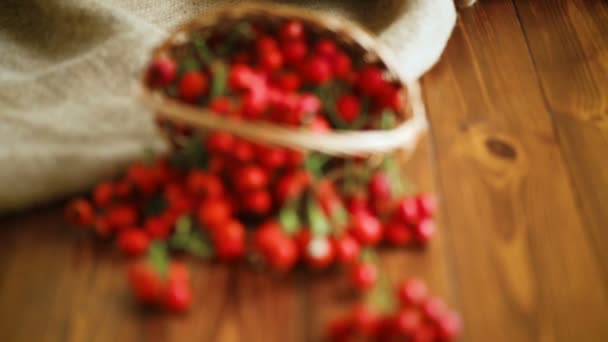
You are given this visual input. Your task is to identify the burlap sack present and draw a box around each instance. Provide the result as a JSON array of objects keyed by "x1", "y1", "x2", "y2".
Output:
[{"x1": 0, "y1": 0, "x2": 471, "y2": 212}]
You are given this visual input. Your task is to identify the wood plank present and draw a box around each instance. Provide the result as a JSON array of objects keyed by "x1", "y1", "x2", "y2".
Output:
[
  {"x1": 421, "y1": 1, "x2": 608, "y2": 341},
  {"x1": 513, "y1": 0, "x2": 608, "y2": 276}
]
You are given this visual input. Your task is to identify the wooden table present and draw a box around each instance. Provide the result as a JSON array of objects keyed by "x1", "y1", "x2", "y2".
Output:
[{"x1": 1, "y1": 1, "x2": 607, "y2": 341}]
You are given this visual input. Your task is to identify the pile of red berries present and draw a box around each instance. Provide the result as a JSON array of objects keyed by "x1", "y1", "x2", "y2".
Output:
[
  {"x1": 146, "y1": 17, "x2": 405, "y2": 131},
  {"x1": 63, "y1": 13, "x2": 461, "y2": 341},
  {"x1": 329, "y1": 278, "x2": 462, "y2": 341}
]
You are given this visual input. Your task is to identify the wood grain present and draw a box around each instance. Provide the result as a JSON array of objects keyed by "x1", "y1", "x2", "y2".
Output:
[
  {"x1": 513, "y1": 0, "x2": 608, "y2": 277},
  {"x1": 421, "y1": 0, "x2": 608, "y2": 341},
  {"x1": 1, "y1": 0, "x2": 608, "y2": 341}
]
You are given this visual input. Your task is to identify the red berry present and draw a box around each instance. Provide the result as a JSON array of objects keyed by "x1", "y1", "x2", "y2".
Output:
[
  {"x1": 422, "y1": 297, "x2": 448, "y2": 322},
  {"x1": 146, "y1": 57, "x2": 176, "y2": 88},
  {"x1": 229, "y1": 64, "x2": 258, "y2": 91},
  {"x1": 416, "y1": 193, "x2": 438, "y2": 218},
  {"x1": 127, "y1": 163, "x2": 157, "y2": 195},
  {"x1": 179, "y1": 71, "x2": 208, "y2": 102},
  {"x1": 396, "y1": 197, "x2": 420, "y2": 224},
  {"x1": 335, "y1": 94, "x2": 360, "y2": 123},
  {"x1": 286, "y1": 149, "x2": 306, "y2": 168},
  {"x1": 384, "y1": 220, "x2": 414, "y2": 246},
  {"x1": 304, "y1": 236, "x2": 335, "y2": 269},
  {"x1": 212, "y1": 220, "x2": 246, "y2": 261},
  {"x1": 256, "y1": 145, "x2": 287, "y2": 169},
  {"x1": 259, "y1": 49, "x2": 283, "y2": 71},
  {"x1": 164, "y1": 277, "x2": 192, "y2": 313},
  {"x1": 327, "y1": 317, "x2": 353, "y2": 341},
  {"x1": 350, "y1": 305, "x2": 380, "y2": 337},
  {"x1": 332, "y1": 52, "x2": 352, "y2": 78},
  {"x1": 350, "y1": 262, "x2": 378, "y2": 291},
  {"x1": 274, "y1": 72, "x2": 301, "y2": 92},
  {"x1": 308, "y1": 115, "x2": 331, "y2": 132},
  {"x1": 240, "y1": 88, "x2": 268, "y2": 119},
  {"x1": 349, "y1": 211, "x2": 383, "y2": 246},
  {"x1": 232, "y1": 139, "x2": 255, "y2": 162},
  {"x1": 334, "y1": 235, "x2": 361, "y2": 264},
  {"x1": 256, "y1": 36, "x2": 279, "y2": 53},
  {"x1": 302, "y1": 56, "x2": 332, "y2": 84},
  {"x1": 397, "y1": 278, "x2": 428, "y2": 306},
  {"x1": 107, "y1": 204, "x2": 138, "y2": 230},
  {"x1": 315, "y1": 39, "x2": 337, "y2": 57},
  {"x1": 393, "y1": 307, "x2": 423, "y2": 336},
  {"x1": 254, "y1": 221, "x2": 299, "y2": 272},
  {"x1": 243, "y1": 189, "x2": 272, "y2": 215},
  {"x1": 368, "y1": 172, "x2": 391, "y2": 200},
  {"x1": 209, "y1": 96, "x2": 233, "y2": 115},
  {"x1": 93, "y1": 182, "x2": 114, "y2": 207},
  {"x1": 117, "y1": 229, "x2": 150, "y2": 257},
  {"x1": 298, "y1": 93, "x2": 322, "y2": 115},
  {"x1": 114, "y1": 180, "x2": 134, "y2": 198},
  {"x1": 347, "y1": 193, "x2": 369, "y2": 214},
  {"x1": 65, "y1": 198, "x2": 95, "y2": 226},
  {"x1": 94, "y1": 216, "x2": 112, "y2": 237},
  {"x1": 280, "y1": 20, "x2": 304, "y2": 41},
  {"x1": 412, "y1": 324, "x2": 437, "y2": 342},
  {"x1": 144, "y1": 216, "x2": 172, "y2": 239},
  {"x1": 356, "y1": 66, "x2": 386, "y2": 96},
  {"x1": 187, "y1": 170, "x2": 224, "y2": 198},
  {"x1": 234, "y1": 165, "x2": 269, "y2": 191},
  {"x1": 206, "y1": 132, "x2": 235, "y2": 154},
  {"x1": 127, "y1": 261, "x2": 164, "y2": 304},
  {"x1": 414, "y1": 218, "x2": 436, "y2": 243},
  {"x1": 282, "y1": 40, "x2": 308, "y2": 64},
  {"x1": 436, "y1": 311, "x2": 463, "y2": 341},
  {"x1": 377, "y1": 84, "x2": 404, "y2": 112},
  {"x1": 197, "y1": 197, "x2": 232, "y2": 229}
]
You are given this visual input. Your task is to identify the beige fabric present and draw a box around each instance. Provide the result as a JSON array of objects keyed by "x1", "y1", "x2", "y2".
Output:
[{"x1": 0, "y1": 0, "x2": 459, "y2": 212}]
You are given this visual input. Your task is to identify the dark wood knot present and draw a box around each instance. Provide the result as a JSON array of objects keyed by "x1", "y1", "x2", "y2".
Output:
[{"x1": 485, "y1": 137, "x2": 517, "y2": 160}]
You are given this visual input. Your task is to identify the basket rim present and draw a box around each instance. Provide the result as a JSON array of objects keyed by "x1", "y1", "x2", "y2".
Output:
[{"x1": 138, "y1": 2, "x2": 428, "y2": 156}]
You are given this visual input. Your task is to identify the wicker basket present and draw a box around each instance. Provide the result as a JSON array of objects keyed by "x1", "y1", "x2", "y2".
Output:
[{"x1": 137, "y1": 3, "x2": 427, "y2": 157}]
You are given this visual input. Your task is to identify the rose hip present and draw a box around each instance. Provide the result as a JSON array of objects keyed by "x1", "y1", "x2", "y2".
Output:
[
  {"x1": 368, "y1": 172, "x2": 391, "y2": 200},
  {"x1": 393, "y1": 307, "x2": 423, "y2": 336},
  {"x1": 397, "y1": 278, "x2": 428, "y2": 306},
  {"x1": 65, "y1": 198, "x2": 95, "y2": 226},
  {"x1": 234, "y1": 165, "x2": 268, "y2": 191},
  {"x1": 206, "y1": 132, "x2": 235, "y2": 154},
  {"x1": 414, "y1": 218, "x2": 436, "y2": 243},
  {"x1": 243, "y1": 189, "x2": 272, "y2": 215},
  {"x1": 349, "y1": 211, "x2": 383, "y2": 246},
  {"x1": 396, "y1": 197, "x2": 420, "y2": 224},
  {"x1": 127, "y1": 261, "x2": 164, "y2": 304},
  {"x1": 107, "y1": 204, "x2": 138, "y2": 230},
  {"x1": 384, "y1": 220, "x2": 414, "y2": 246},
  {"x1": 164, "y1": 277, "x2": 192, "y2": 313},
  {"x1": 144, "y1": 216, "x2": 172, "y2": 239},
  {"x1": 356, "y1": 66, "x2": 386, "y2": 96},
  {"x1": 187, "y1": 171, "x2": 224, "y2": 198},
  {"x1": 280, "y1": 20, "x2": 304, "y2": 41},
  {"x1": 334, "y1": 234, "x2": 361, "y2": 264},
  {"x1": 315, "y1": 39, "x2": 337, "y2": 57},
  {"x1": 212, "y1": 220, "x2": 246, "y2": 261},
  {"x1": 146, "y1": 56, "x2": 176, "y2": 87},
  {"x1": 336, "y1": 94, "x2": 360, "y2": 123},
  {"x1": 197, "y1": 197, "x2": 232, "y2": 229},
  {"x1": 93, "y1": 181, "x2": 114, "y2": 207},
  {"x1": 332, "y1": 52, "x2": 352, "y2": 78},
  {"x1": 302, "y1": 56, "x2": 332, "y2": 84},
  {"x1": 350, "y1": 262, "x2": 378, "y2": 291},
  {"x1": 179, "y1": 71, "x2": 208, "y2": 102},
  {"x1": 282, "y1": 40, "x2": 307, "y2": 65}
]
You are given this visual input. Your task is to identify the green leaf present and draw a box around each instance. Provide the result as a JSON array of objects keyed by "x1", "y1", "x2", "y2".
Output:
[
  {"x1": 279, "y1": 202, "x2": 301, "y2": 236},
  {"x1": 362, "y1": 250, "x2": 397, "y2": 314},
  {"x1": 147, "y1": 241, "x2": 169, "y2": 279},
  {"x1": 383, "y1": 156, "x2": 406, "y2": 197},
  {"x1": 192, "y1": 35, "x2": 214, "y2": 65},
  {"x1": 331, "y1": 201, "x2": 349, "y2": 228},
  {"x1": 175, "y1": 215, "x2": 192, "y2": 235},
  {"x1": 307, "y1": 195, "x2": 331, "y2": 237},
  {"x1": 210, "y1": 61, "x2": 228, "y2": 99},
  {"x1": 180, "y1": 58, "x2": 200, "y2": 73},
  {"x1": 168, "y1": 216, "x2": 214, "y2": 259},
  {"x1": 305, "y1": 153, "x2": 330, "y2": 179},
  {"x1": 380, "y1": 110, "x2": 397, "y2": 130}
]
